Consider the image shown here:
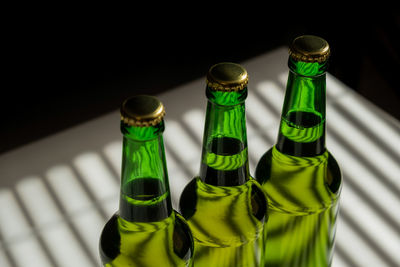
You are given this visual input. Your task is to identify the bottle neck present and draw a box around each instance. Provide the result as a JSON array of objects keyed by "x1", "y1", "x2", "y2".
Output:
[
  {"x1": 199, "y1": 87, "x2": 250, "y2": 186},
  {"x1": 119, "y1": 121, "x2": 172, "y2": 222},
  {"x1": 276, "y1": 58, "x2": 327, "y2": 157}
]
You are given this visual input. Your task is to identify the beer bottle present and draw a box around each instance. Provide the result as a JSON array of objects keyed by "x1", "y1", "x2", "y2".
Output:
[
  {"x1": 179, "y1": 62, "x2": 268, "y2": 267},
  {"x1": 255, "y1": 35, "x2": 342, "y2": 267},
  {"x1": 99, "y1": 95, "x2": 194, "y2": 267}
]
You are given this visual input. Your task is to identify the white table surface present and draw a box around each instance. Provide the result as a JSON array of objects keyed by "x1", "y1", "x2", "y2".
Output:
[{"x1": 1, "y1": 47, "x2": 399, "y2": 267}]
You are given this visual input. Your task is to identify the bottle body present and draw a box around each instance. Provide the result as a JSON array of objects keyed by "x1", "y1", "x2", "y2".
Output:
[
  {"x1": 255, "y1": 147, "x2": 341, "y2": 267},
  {"x1": 179, "y1": 65, "x2": 268, "y2": 267}
]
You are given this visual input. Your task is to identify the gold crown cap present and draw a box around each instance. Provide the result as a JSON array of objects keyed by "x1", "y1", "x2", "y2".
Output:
[
  {"x1": 289, "y1": 35, "x2": 330, "y2": 63},
  {"x1": 121, "y1": 95, "x2": 165, "y2": 127},
  {"x1": 206, "y1": 62, "x2": 248, "y2": 92}
]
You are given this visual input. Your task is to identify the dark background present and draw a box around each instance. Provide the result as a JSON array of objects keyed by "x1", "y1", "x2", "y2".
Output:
[{"x1": 1, "y1": 11, "x2": 399, "y2": 153}]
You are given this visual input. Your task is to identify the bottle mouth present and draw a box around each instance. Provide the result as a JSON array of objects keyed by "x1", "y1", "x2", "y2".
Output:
[
  {"x1": 206, "y1": 62, "x2": 248, "y2": 92},
  {"x1": 289, "y1": 35, "x2": 330, "y2": 63},
  {"x1": 121, "y1": 95, "x2": 165, "y2": 127}
]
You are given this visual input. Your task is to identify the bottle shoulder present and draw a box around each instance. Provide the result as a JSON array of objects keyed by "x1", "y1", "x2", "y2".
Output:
[
  {"x1": 179, "y1": 177, "x2": 266, "y2": 247},
  {"x1": 99, "y1": 211, "x2": 193, "y2": 266},
  {"x1": 255, "y1": 146, "x2": 342, "y2": 214}
]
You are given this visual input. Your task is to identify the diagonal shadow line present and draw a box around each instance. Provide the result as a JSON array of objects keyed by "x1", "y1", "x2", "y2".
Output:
[
  {"x1": 334, "y1": 243, "x2": 363, "y2": 267},
  {"x1": 11, "y1": 189, "x2": 60, "y2": 267},
  {"x1": 68, "y1": 164, "x2": 109, "y2": 220},
  {"x1": 41, "y1": 175, "x2": 98, "y2": 266},
  {"x1": 177, "y1": 117, "x2": 203, "y2": 149},
  {"x1": 251, "y1": 87, "x2": 282, "y2": 118},
  {"x1": 244, "y1": 121, "x2": 273, "y2": 179},
  {"x1": 330, "y1": 101, "x2": 400, "y2": 161},
  {"x1": 163, "y1": 141, "x2": 197, "y2": 209},
  {"x1": 331, "y1": 87, "x2": 400, "y2": 135},
  {"x1": 327, "y1": 125, "x2": 400, "y2": 198},
  {"x1": 0, "y1": 231, "x2": 19, "y2": 267},
  {"x1": 245, "y1": 89, "x2": 279, "y2": 169},
  {"x1": 342, "y1": 169, "x2": 400, "y2": 236},
  {"x1": 340, "y1": 209, "x2": 399, "y2": 267},
  {"x1": 164, "y1": 142, "x2": 195, "y2": 180},
  {"x1": 246, "y1": 115, "x2": 275, "y2": 148},
  {"x1": 377, "y1": 110, "x2": 400, "y2": 133},
  {"x1": 98, "y1": 151, "x2": 121, "y2": 183}
]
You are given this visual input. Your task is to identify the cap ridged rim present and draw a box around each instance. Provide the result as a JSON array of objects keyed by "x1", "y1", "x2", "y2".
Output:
[
  {"x1": 289, "y1": 35, "x2": 330, "y2": 63},
  {"x1": 206, "y1": 62, "x2": 248, "y2": 92},
  {"x1": 120, "y1": 95, "x2": 165, "y2": 127}
]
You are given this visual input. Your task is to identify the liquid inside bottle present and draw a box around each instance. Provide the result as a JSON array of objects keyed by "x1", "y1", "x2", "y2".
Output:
[
  {"x1": 255, "y1": 147, "x2": 341, "y2": 267},
  {"x1": 277, "y1": 110, "x2": 325, "y2": 157}
]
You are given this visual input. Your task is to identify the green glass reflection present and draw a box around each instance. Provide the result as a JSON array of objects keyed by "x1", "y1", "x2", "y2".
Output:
[
  {"x1": 256, "y1": 55, "x2": 342, "y2": 267},
  {"x1": 180, "y1": 86, "x2": 268, "y2": 267},
  {"x1": 100, "y1": 120, "x2": 193, "y2": 267}
]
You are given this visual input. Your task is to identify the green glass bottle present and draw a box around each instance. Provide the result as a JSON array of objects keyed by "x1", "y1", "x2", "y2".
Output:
[
  {"x1": 179, "y1": 63, "x2": 268, "y2": 267},
  {"x1": 255, "y1": 35, "x2": 342, "y2": 267},
  {"x1": 99, "y1": 95, "x2": 194, "y2": 267}
]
